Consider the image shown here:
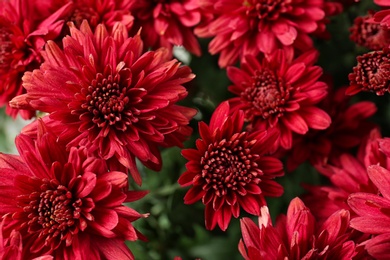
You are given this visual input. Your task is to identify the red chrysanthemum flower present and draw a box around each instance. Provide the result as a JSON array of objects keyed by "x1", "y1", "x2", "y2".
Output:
[
  {"x1": 303, "y1": 153, "x2": 378, "y2": 222},
  {"x1": 310, "y1": 1, "x2": 344, "y2": 40},
  {"x1": 195, "y1": 0, "x2": 330, "y2": 67},
  {"x1": 0, "y1": 0, "x2": 71, "y2": 119},
  {"x1": 347, "y1": 48, "x2": 390, "y2": 95},
  {"x1": 10, "y1": 21, "x2": 197, "y2": 185},
  {"x1": 357, "y1": 128, "x2": 390, "y2": 169},
  {"x1": 286, "y1": 86, "x2": 377, "y2": 171},
  {"x1": 37, "y1": 0, "x2": 134, "y2": 31},
  {"x1": 178, "y1": 102, "x2": 284, "y2": 231},
  {"x1": 0, "y1": 216, "x2": 53, "y2": 260},
  {"x1": 348, "y1": 162, "x2": 390, "y2": 259},
  {"x1": 350, "y1": 11, "x2": 390, "y2": 51},
  {"x1": 128, "y1": 0, "x2": 201, "y2": 56},
  {"x1": 303, "y1": 129, "x2": 387, "y2": 222},
  {"x1": 227, "y1": 50, "x2": 331, "y2": 150},
  {"x1": 0, "y1": 217, "x2": 23, "y2": 260},
  {"x1": 0, "y1": 121, "x2": 148, "y2": 259},
  {"x1": 239, "y1": 198, "x2": 362, "y2": 260}
]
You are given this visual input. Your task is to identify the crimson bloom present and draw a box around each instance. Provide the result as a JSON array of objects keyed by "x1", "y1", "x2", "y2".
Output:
[
  {"x1": 178, "y1": 101, "x2": 284, "y2": 231},
  {"x1": 0, "y1": 216, "x2": 53, "y2": 260},
  {"x1": 286, "y1": 86, "x2": 377, "y2": 171},
  {"x1": 10, "y1": 21, "x2": 196, "y2": 185},
  {"x1": 347, "y1": 48, "x2": 390, "y2": 95},
  {"x1": 350, "y1": 11, "x2": 390, "y2": 51},
  {"x1": 0, "y1": 121, "x2": 147, "y2": 259},
  {"x1": 195, "y1": 0, "x2": 330, "y2": 67},
  {"x1": 303, "y1": 153, "x2": 378, "y2": 222},
  {"x1": 36, "y1": 0, "x2": 134, "y2": 31},
  {"x1": 303, "y1": 128, "x2": 387, "y2": 222},
  {"x1": 239, "y1": 198, "x2": 361, "y2": 260},
  {"x1": 227, "y1": 50, "x2": 331, "y2": 150},
  {"x1": 347, "y1": 138, "x2": 390, "y2": 259},
  {"x1": 0, "y1": 217, "x2": 23, "y2": 260},
  {"x1": 128, "y1": 0, "x2": 201, "y2": 56},
  {"x1": 0, "y1": 0, "x2": 71, "y2": 119}
]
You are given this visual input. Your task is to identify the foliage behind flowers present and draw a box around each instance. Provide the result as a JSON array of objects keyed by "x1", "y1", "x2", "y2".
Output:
[{"x1": 2, "y1": 0, "x2": 390, "y2": 259}]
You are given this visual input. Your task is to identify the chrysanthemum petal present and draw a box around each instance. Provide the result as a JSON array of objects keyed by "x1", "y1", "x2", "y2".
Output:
[{"x1": 367, "y1": 165, "x2": 390, "y2": 199}]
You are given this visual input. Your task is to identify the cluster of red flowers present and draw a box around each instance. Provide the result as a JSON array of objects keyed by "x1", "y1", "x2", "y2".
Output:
[
  {"x1": 0, "y1": 0, "x2": 390, "y2": 259},
  {"x1": 0, "y1": 0, "x2": 196, "y2": 258}
]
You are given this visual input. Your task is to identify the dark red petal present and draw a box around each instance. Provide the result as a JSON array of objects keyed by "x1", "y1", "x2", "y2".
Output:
[
  {"x1": 209, "y1": 101, "x2": 230, "y2": 133},
  {"x1": 299, "y1": 107, "x2": 331, "y2": 130},
  {"x1": 91, "y1": 237, "x2": 135, "y2": 260},
  {"x1": 319, "y1": 209, "x2": 350, "y2": 245},
  {"x1": 238, "y1": 195, "x2": 261, "y2": 216},
  {"x1": 16, "y1": 134, "x2": 51, "y2": 179},
  {"x1": 183, "y1": 186, "x2": 205, "y2": 204},
  {"x1": 285, "y1": 62, "x2": 306, "y2": 84},
  {"x1": 350, "y1": 216, "x2": 390, "y2": 234},
  {"x1": 205, "y1": 203, "x2": 218, "y2": 230},
  {"x1": 366, "y1": 233, "x2": 390, "y2": 259},
  {"x1": 367, "y1": 165, "x2": 390, "y2": 199},
  {"x1": 75, "y1": 172, "x2": 97, "y2": 198},
  {"x1": 124, "y1": 190, "x2": 149, "y2": 203},
  {"x1": 348, "y1": 192, "x2": 390, "y2": 217},
  {"x1": 177, "y1": 170, "x2": 198, "y2": 186},
  {"x1": 227, "y1": 66, "x2": 251, "y2": 87},
  {"x1": 282, "y1": 112, "x2": 309, "y2": 135},
  {"x1": 181, "y1": 148, "x2": 201, "y2": 161},
  {"x1": 217, "y1": 205, "x2": 232, "y2": 231},
  {"x1": 379, "y1": 138, "x2": 390, "y2": 158}
]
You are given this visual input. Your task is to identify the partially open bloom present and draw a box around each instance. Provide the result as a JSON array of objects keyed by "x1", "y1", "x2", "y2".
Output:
[
  {"x1": 128, "y1": 0, "x2": 201, "y2": 56},
  {"x1": 346, "y1": 137, "x2": 390, "y2": 259},
  {"x1": 1, "y1": 216, "x2": 23, "y2": 260},
  {"x1": 303, "y1": 129, "x2": 388, "y2": 222},
  {"x1": 303, "y1": 153, "x2": 377, "y2": 222},
  {"x1": 0, "y1": 122, "x2": 147, "y2": 259},
  {"x1": 0, "y1": 216, "x2": 53, "y2": 260},
  {"x1": 0, "y1": 0, "x2": 71, "y2": 119},
  {"x1": 350, "y1": 11, "x2": 390, "y2": 51},
  {"x1": 195, "y1": 0, "x2": 330, "y2": 67},
  {"x1": 357, "y1": 128, "x2": 390, "y2": 169},
  {"x1": 227, "y1": 50, "x2": 331, "y2": 150},
  {"x1": 37, "y1": 0, "x2": 134, "y2": 31},
  {"x1": 178, "y1": 102, "x2": 284, "y2": 231},
  {"x1": 347, "y1": 48, "x2": 390, "y2": 95},
  {"x1": 10, "y1": 21, "x2": 196, "y2": 185},
  {"x1": 348, "y1": 163, "x2": 390, "y2": 259},
  {"x1": 239, "y1": 198, "x2": 361, "y2": 259},
  {"x1": 286, "y1": 86, "x2": 377, "y2": 171}
]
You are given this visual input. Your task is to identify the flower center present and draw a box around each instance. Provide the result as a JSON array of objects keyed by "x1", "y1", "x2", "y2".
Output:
[
  {"x1": 200, "y1": 132, "x2": 261, "y2": 197},
  {"x1": 0, "y1": 27, "x2": 13, "y2": 71},
  {"x1": 70, "y1": 7, "x2": 100, "y2": 28},
  {"x1": 22, "y1": 180, "x2": 81, "y2": 249},
  {"x1": 351, "y1": 50, "x2": 390, "y2": 95},
  {"x1": 350, "y1": 12, "x2": 390, "y2": 51},
  {"x1": 244, "y1": 0, "x2": 291, "y2": 21},
  {"x1": 242, "y1": 68, "x2": 290, "y2": 119},
  {"x1": 84, "y1": 70, "x2": 133, "y2": 129}
]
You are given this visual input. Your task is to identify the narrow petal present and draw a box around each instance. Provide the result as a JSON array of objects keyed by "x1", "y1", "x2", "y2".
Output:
[{"x1": 367, "y1": 165, "x2": 390, "y2": 199}]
